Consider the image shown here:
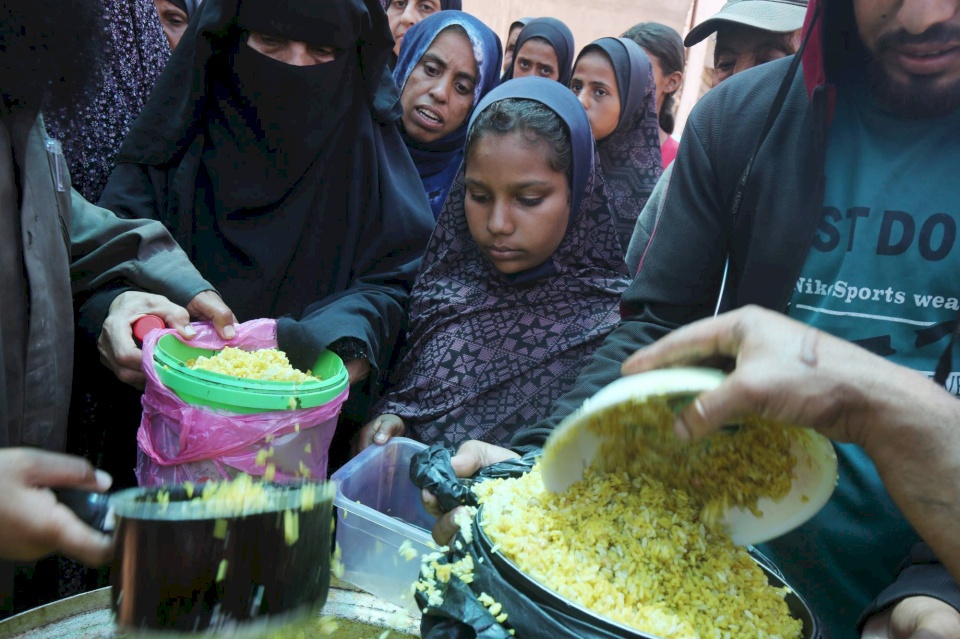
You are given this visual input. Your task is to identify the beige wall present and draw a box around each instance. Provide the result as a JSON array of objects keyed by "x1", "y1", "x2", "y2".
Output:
[
  {"x1": 462, "y1": 0, "x2": 693, "y2": 53},
  {"x1": 461, "y1": 0, "x2": 730, "y2": 136}
]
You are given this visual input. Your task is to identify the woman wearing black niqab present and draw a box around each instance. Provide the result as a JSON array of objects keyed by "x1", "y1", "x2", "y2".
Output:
[{"x1": 97, "y1": 0, "x2": 435, "y2": 386}]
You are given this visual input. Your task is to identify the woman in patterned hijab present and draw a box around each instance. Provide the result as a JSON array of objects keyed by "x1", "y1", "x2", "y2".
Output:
[
  {"x1": 571, "y1": 37, "x2": 663, "y2": 253},
  {"x1": 44, "y1": 0, "x2": 170, "y2": 202},
  {"x1": 359, "y1": 78, "x2": 629, "y2": 450}
]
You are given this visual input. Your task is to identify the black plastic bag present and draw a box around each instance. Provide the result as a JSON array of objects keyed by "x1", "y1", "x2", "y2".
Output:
[
  {"x1": 409, "y1": 445, "x2": 623, "y2": 639},
  {"x1": 409, "y1": 445, "x2": 540, "y2": 512}
]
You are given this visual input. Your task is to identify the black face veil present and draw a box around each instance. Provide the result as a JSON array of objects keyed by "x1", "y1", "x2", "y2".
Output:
[{"x1": 105, "y1": 0, "x2": 434, "y2": 371}]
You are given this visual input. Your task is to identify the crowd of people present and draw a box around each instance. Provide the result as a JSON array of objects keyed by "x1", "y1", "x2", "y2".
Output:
[{"x1": 1, "y1": 0, "x2": 959, "y2": 637}]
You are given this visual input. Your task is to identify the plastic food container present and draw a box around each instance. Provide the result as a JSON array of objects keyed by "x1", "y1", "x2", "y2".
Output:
[
  {"x1": 331, "y1": 438, "x2": 435, "y2": 612},
  {"x1": 137, "y1": 327, "x2": 350, "y2": 486},
  {"x1": 153, "y1": 334, "x2": 348, "y2": 414}
]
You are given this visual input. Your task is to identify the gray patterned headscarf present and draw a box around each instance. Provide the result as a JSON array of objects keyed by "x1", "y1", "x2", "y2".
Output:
[
  {"x1": 578, "y1": 37, "x2": 664, "y2": 254},
  {"x1": 375, "y1": 78, "x2": 629, "y2": 447},
  {"x1": 44, "y1": 0, "x2": 170, "y2": 202}
]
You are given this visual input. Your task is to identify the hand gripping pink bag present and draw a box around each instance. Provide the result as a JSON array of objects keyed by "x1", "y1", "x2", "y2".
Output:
[{"x1": 136, "y1": 319, "x2": 349, "y2": 486}]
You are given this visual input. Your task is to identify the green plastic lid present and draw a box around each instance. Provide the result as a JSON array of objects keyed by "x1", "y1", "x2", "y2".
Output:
[{"x1": 153, "y1": 335, "x2": 348, "y2": 414}]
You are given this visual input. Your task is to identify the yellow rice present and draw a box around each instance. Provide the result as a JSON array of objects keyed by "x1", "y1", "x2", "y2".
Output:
[
  {"x1": 475, "y1": 400, "x2": 804, "y2": 639},
  {"x1": 557, "y1": 395, "x2": 798, "y2": 529},
  {"x1": 476, "y1": 465, "x2": 803, "y2": 639},
  {"x1": 189, "y1": 346, "x2": 319, "y2": 383}
]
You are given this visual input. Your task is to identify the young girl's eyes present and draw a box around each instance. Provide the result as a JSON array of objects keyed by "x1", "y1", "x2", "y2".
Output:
[
  {"x1": 517, "y1": 196, "x2": 544, "y2": 207},
  {"x1": 594, "y1": 88, "x2": 607, "y2": 97},
  {"x1": 518, "y1": 59, "x2": 530, "y2": 69},
  {"x1": 538, "y1": 67, "x2": 553, "y2": 77},
  {"x1": 570, "y1": 82, "x2": 582, "y2": 94},
  {"x1": 468, "y1": 192, "x2": 491, "y2": 204}
]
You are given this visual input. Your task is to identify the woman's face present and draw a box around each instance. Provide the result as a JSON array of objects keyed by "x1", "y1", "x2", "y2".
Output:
[
  {"x1": 502, "y1": 24, "x2": 525, "y2": 75},
  {"x1": 388, "y1": 0, "x2": 442, "y2": 56},
  {"x1": 512, "y1": 38, "x2": 560, "y2": 81},
  {"x1": 246, "y1": 32, "x2": 337, "y2": 66},
  {"x1": 153, "y1": 0, "x2": 189, "y2": 50},
  {"x1": 465, "y1": 132, "x2": 571, "y2": 274},
  {"x1": 400, "y1": 29, "x2": 478, "y2": 143},
  {"x1": 570, "y1": 51, "x2": 621, "y2": 142}
]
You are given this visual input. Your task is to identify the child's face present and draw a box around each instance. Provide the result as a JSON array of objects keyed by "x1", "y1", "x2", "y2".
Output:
[
  {"x1": 464, "y1": 132, "x2": 571, "y2": 274},
  {"x1": 512, "y1": 38, "x2": 561, "y2": 81},
  {"x1": 570, "y1": 51, "x2": 621, "y2": 142}
]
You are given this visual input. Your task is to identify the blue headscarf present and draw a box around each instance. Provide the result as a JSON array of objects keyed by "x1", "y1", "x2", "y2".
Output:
[
  {"x1": 394, "y1": 11, "x2": 502, "y2": 219},
  {"x1": 501, "y1": 17, "x2": 575, "y2": 84}
]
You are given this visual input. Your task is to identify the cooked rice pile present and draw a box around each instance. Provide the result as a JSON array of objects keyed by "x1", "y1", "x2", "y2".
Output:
[
  {"x1": 474, "y1": 398, "x2": 805, "y2": 638},
  {"x1": 189, "y1": 346, "x2": 318, "y2": 382},
  {"x1": 559, "y1": 396, "x2": 798, "y2": 529},
  {"x1": 152, "y1": 474, "x2": 332, "y2": 522},
  {"x1": 477, "y1": 465, "x2": 804, "y2": 639}
]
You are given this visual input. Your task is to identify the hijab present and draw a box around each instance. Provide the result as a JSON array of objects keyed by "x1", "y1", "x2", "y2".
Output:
[
  {"x1": 375, "y1": 77, "x2": 630, "y2": 446},
  {"x1": 386, "y1": 0, "x2": 462, "y2": 9},
  {"x1": 171, "y1": 0, "x2": 202, "y2": 18},
  {"x1": 509, "y1": 17, "x2": 532, "y2": 33},
  {"x1": 43, "y1": 0, "x2": 170, "y2": 202},
  {"x1": 501, "y1": 17, "x2": 575, "y2": 85},
  {"x1": 578, "y1": 37, "x2": 663, "y2": 253},
  {"x1": 501, "y1": 17, "x2": 533, "y2": 82},
  {"x1": 108, "y1": 0, "x2": 434, "y2": 371},
  {"x1": 393, "y1": 11, "x2": 502, "y2": 219}
]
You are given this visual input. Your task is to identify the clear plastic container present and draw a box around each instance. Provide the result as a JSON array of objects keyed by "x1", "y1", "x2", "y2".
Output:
[{"x1": 331, "y1": 438, "x2": 435, "y2": 612}]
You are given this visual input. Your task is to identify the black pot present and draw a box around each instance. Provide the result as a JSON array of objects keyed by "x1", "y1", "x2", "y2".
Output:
[
  {"x1": 474, "y1": 506, "x2": 822, "y2": 639},
  {"x1": 109, "y1": 482, "x2": 333, "y2": 637}
]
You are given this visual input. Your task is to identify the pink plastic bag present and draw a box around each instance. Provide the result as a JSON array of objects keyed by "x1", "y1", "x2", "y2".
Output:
[{"x1": 136, "y1": 318, "x2": 348, "y2": 486}]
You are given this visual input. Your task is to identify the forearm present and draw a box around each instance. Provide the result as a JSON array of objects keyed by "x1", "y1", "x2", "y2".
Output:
[
  {"x1": 858, "y1": 370, "x2": 960, "y2": 582},
  {"x1": 70, "y1": 189, "x2": 212, "y2": 305}
]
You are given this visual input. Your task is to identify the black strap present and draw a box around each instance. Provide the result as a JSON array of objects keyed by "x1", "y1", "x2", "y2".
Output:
[{"x1": 716, "y1": 3, "x2": 822, "y2": 315}]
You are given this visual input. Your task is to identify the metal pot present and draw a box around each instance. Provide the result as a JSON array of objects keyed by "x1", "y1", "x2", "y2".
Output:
[
  {"x1": 475, "y1": 507, "x2": 822, "y2": 639},
  {"x1": 108, "y1": 482, "x2": 333, "y2": 637}
]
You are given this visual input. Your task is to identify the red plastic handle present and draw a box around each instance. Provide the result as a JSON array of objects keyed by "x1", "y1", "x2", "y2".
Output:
[{"x1": 133, "y1": 315, "x2": 166, "y2": 343}]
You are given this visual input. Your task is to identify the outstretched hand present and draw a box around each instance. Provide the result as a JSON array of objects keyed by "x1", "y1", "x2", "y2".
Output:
[
  {"x1": 421, "y1": 440, "x2": 518, "y2": 546},
  {"x1": 0, "y1": 448, "x2": 114, "y2": 566},
  {"x1": 352, "y1": 413, "x2": 406, "y2": 456},
  {"x1": 100, "y1": 290, "x2": 237, "y2": 388},
  {"x1": 861, "y1": 596, "x2": 960, "y2": 639},
  {"x1": 620, "y1": 305, "x2": 921, "y2": 447}
]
